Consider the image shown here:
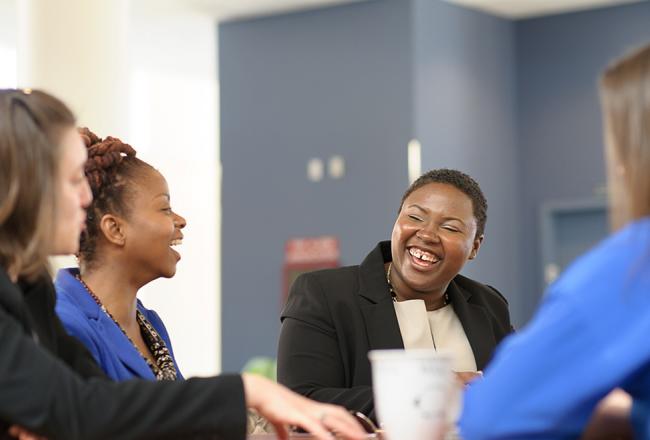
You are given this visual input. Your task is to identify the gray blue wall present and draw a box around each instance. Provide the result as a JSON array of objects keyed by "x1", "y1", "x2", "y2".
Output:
[
  {"x1": 219, "y1": 0, "x2": 650, "y2": 371},
  {"x1": 219, "y1": 0, "x2": 413, "y2": 372},
  {"x1": 516, "y1": 1, "x2": 650, "y2": 319},
  {"x1": 412, "y1": 0, "x2": 521, "y2": 322}
]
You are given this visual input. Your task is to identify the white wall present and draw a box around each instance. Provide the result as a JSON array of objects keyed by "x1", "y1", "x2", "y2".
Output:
[
  {"x1": 128, "y1": 2, "x2": 221, "y2": 377},
  {"x1": 0, "y1": 0, "x2": 17, "y2": 87},
  {"x1": 1, "y1": 0, "x2": 222, "y2": 377}
]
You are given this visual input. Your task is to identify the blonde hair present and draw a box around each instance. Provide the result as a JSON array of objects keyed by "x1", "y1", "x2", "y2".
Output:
[
  {"x1": 0, "y1": 89, "x2": 76, "y2": 281},
  {"x1": 600, "y1": 44, "x2": 650, "y2": 230}
]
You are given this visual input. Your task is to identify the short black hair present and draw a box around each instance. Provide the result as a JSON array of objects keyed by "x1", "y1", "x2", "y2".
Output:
[{"x1": 399, "y1": 168, "x2": 487, "y2": 237}]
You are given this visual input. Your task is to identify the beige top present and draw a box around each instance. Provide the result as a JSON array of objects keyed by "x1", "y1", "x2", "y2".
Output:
[{"x1": 393, "y1": 299, "x2": 477, "y2": 372}]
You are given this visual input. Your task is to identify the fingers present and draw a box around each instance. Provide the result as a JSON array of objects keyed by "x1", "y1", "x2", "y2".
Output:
[
  {"x1": 7, "y1": 426, "x2": 20, "y2": 437},
  {"x1": 242, "y1": 374, "x2": 366, "y2": 440},
  {"x1": 7, "y1": 426, "x2": 45, "y2": 440},
  {"x1": 285, "y1": 405, "x2": 335, "y2": 440},
  {"x1": 318, "y1": 405, "x2": 367, "y2": 439},
  {"x1": 271, "y1": 422, "x2": 289, "y2": 440},
  {"x1": 20, "y1": 432, "x2": 45, "y2": 440},
  {"x1": 455, "y1": 371, "x2": 483, "y2": 386},
  {"x1": 291, "y1": 401, "x2": 365, "y2": 440},
  {"x1": 274, "y1": 400, "x2": 365, "y2": 440}
]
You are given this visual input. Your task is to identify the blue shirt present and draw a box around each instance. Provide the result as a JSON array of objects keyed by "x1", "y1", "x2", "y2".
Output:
[
  {"x1": 55, "y1": 268, "x2": 183, "y2": 381},
  {"x1": 460, "y1": 217, "x2": 650, "y2": 439}
]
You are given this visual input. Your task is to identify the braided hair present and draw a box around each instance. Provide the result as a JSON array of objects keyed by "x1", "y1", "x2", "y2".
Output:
[{"x1": 78, "y1": 127, "x2": 153, "y2": 268}]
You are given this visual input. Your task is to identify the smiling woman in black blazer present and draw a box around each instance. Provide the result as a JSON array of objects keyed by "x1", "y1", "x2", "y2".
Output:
[{"x1": 278, "y1": 169, "x2": 513, "y2": 422}]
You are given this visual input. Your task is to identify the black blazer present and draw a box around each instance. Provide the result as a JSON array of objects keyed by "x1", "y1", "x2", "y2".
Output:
[
  {"x1": 0, "y1": 267, "x2": 246, "y2": 440},
  {"x1": 277, "y1": 241, "x2": 513, "y2": 421}
]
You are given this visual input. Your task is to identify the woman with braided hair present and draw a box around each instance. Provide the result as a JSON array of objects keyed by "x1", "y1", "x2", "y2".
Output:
[
  {"x1": 54, "y1": 127, "x2": 186, "y2": 381},
  {"x1": 0, "y1": 88, "x2": 365, "y2": 440}
]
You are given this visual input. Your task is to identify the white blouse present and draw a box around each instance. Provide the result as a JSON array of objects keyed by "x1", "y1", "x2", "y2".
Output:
[{"x1": 393, "y1": 299, "x2": 477, "y2": 372}]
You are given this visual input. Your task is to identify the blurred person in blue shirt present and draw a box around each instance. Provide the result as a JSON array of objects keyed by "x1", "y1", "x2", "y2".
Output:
[{"x1": 460, "y1": 43, "x2": 650, "y2": 439}]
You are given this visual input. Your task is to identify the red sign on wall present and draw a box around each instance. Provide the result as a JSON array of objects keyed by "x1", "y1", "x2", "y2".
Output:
[{"x1": 283, "y1": 236, "x2": 339, "y2": 304}]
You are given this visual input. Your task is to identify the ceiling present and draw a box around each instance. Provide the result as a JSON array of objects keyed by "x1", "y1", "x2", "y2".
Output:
[
  {"x1": 443, "y1": 0, "x2": 647, "y2": 19},
  {"x1": 186, "y1": 0, "x2": 647, "y2": 21},
  {"x1": 188, "y1": 0, "x2": 363, "y2": 21}
]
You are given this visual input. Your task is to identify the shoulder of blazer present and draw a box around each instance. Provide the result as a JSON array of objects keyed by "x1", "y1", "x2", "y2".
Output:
[
  {"x1": 281, "y1": 265, "x2": 361, "y2": 328},
  {"x1": 280, "y1": 267, "x2": 361, "y2": 346},
  {"x1": 453, "y1": 274, "x2": 509, "y2": 306},
  {"x1": 295, "y1": 241, "x2": 388, "y2": 306},
  {"x1": 283, "y1": 266, "x2": 361, "y2": 313},
  {"x1": 281, "y1": 242, "x2": 390, "y2": 326},
  {"x1": 292, "y1": 266, "x2": 361, "y2": 300},
  {"x1": 452, "y1": 274, "x2": 513, "y2": 334},
  {"x1": 453, "y1": 275, "x2": 510, "y2": 319}
]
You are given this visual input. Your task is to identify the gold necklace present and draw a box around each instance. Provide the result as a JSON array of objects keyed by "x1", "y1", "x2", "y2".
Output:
[{"x1": 385, "y1": 262, "x2": 449, "y2": 306}]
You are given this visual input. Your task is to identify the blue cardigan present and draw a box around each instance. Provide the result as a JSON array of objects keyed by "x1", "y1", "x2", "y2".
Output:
[
  {"x1": 54, "y1": 268, "x2": 183, "y2": 381},
  {"x1": 459, "y1": 217, "x2": 650, "y2": 439}
]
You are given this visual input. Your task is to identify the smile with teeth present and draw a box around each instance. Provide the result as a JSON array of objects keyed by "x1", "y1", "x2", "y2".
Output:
[
  {"x1": 170, "y1": 239, "x2": 183, "y2": 247},
  {"x1": 408, "y1": 247, "x2": 439, "y2": 264}
]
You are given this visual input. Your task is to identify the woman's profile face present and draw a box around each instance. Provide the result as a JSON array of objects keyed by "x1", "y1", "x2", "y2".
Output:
[
  {"x1": 121, "y1": 168, "x2": 186, "y2": 281},
  {"x1": 51, "y1": 127, "x2": 93, "y2": 255},
  {"x1": 390, "y1": 182, "x2": 481, "y2": 296}
]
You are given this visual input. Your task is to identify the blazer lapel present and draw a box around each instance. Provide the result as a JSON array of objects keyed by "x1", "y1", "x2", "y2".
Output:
[
  {"x1": 448, "y1": 280, "x2": 496, "y2": 370},
  {"x1": 56, "y1": 269, "x2": 155, "y2": 379},
  {"x1": 358, "y1": 242, "x2": 404, "y2": 350},
  {"x1": 96, "y1": 312, "x2": 156, "y2": 379}
]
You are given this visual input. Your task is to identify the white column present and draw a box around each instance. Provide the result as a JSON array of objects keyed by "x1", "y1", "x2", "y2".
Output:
[
  {"x1": 17, "y1": 0, "x2": 130, "y2": 275},
  {"x1": 17, "y1": 0, "x2": 223, "y2": 376},
  {"x1": 128, "y1": 2, "x2": 222, "y2": 376},
  {"x1": 17, "y1": 0, "x2": 129, "y2": 135}
]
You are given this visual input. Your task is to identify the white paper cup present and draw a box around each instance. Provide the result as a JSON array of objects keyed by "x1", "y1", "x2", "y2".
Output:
[{"x1": 369, "y1": 349, "x2": 454, "y2": 440}]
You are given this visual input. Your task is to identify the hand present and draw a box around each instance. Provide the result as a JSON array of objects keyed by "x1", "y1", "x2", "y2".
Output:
[
  {"x1": 242, "y1": 373, "x2": 366, "y2": 440},
  {"x1": 455, "y1": 371, "x2": 483, "y2": 387},
  {"x1": 7, "y1": 425, "x2": 47, "y2": 440},
  {"x1": 581, "y1": 389, "x2": 633, "y2": 439}
]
